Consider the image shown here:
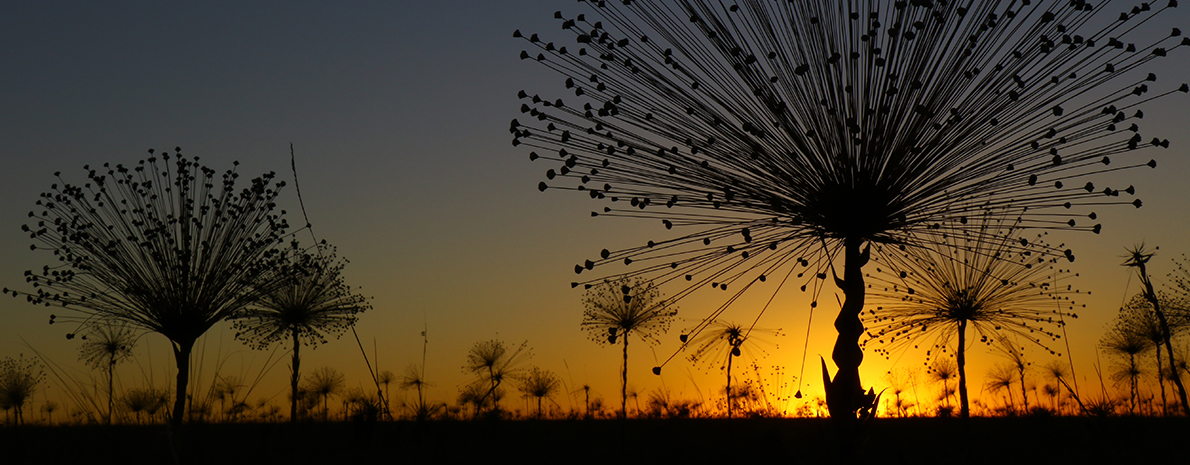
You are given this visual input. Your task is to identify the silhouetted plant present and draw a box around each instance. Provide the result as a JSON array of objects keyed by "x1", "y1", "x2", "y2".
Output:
[
  {"x1": 122, "y1": 387, "x2": 168, "y2": 424},
  {"x1": 985, "y1": 364, "x2": 1017, "y2": 415},
  {"x1": 41, "y1": 400, "x2": 58, "y2": 425},
  {"x1": 1100, "y1": 317, "x2": 1151, "y2": 414},
  {"x1": 457, "y1": 383, "x2": 493, "y2": 418},
  {"x1": 994, "y1": 338, "x2": 1033, "y2": 414},
  {"x1": 864, "y1": 218, "x2": 1078, "y2": 418},
  {"x1": 1117, "y1": 292, "x2": 1187, "y2": 415},
  {"x1": 1042, "y1": 360, "x2": 1072, "y2": 415},
  {"x1": 517, "y1": 366, "x2": 561, "y2": 418},
  {"x1": 1123, "y1": 245, "x2": 1190, "y2": 415},
  {"x1": 400, "y1": 364, "x2": 443, "y2": 421},
  {"x1": 581, "y1": 277, "x2": 676, "y2": 418},
  {"x1": 8, "y1": 149, "x2": 291, "y2": 426},
  {"x1": 685, "y1": 320, "x2": 777, "y2": 418},
  {"x1": 464, "y1": 339, "x2": 531, "y2": 418},
  {"x1": 78, "y1": 324, "x2": 137, "y2": 425},
  {"x1": 378, "y1": 370, "x2": 395, "y2": 419},
  {"x1": 514, "y1": 1, "x2": 1184, "y2": 432},
  {"x1": 231, "y1": 244, "x2": 369, "y2": 424},
  {"x1": 927, "y1": 358, "x2": 957, "y2": 414},
  {"x1": 303, "y1": 366, "x2": 345, "y2": 421},
  {"x1": 0, "y1": 355, "x2": 44, "y2": 425}
]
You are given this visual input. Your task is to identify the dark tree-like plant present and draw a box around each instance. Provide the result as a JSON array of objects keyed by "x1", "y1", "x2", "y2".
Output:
[
  {"x1": 1122, "y1": 245, "x2": 1190, "y2": 415},
  {"x1": 1117, "y1": 291, "x2": 1187, "y2": 415},
  {"x1": 303, "y1": 366, "x2": 345, "y2": 421},
  {"x1": 685, "y1": 320, "x2": 778, "y2": 418},
  {"x1": 8, "y1": 149, "x2": 291, "y2": 426},
  {"x1": 78, "y1": 324, "x2": 138, "y2": 425},
  {"x1": 863, "y1": 217, "x2": 1079, "y2": 418},
  {"x1": 0, "y1": 355, "x2": 44, "y2": 426},
  {"x1": 517, "y1": 366, "x2": 562, "y2": 419},
  {"x1": 581, "y1": 277, "x2": 676, "y2": 419},
  {"x1": 1101, "y1": 320, "x2": 1149, "y2": 414},
  {"x1": 463, "y1": 339, "x2": 531, "y2": 417},
  {"x1": 513, "y1": 0, "x2": 1186, "y2": 436},
  {"x1": 231, "y1": 244, "x2": 369, "y2": 424}
]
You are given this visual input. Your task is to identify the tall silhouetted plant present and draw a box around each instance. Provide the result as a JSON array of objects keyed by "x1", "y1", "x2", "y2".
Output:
[
  {"x1": 231, "y1": 244, "x2": 369, "y2": 424},
  {"x1": 994, "y1": 338, "x2": 1033, "y2": 414},
  {"x1": 927, "y1": 358, "x2": 957, "y2": 416},
  {"x1": 581, "y1": 277, "x2": 676, "y2": 419},
  {"x1": 400, "y1": 364, "x2": 442, "y2": 421},
  {"x1": 78, "y1": 324, "x2": 137, "y2": 425},
  {"x1": 985, "y1": 364, "x2": 1017, "y2": 415},
  {"x1": 1100, "y1": 316, "x2": 1151, "y2": 414},
  {"x1": 8, "y1": 149, "x2": 291, "y2": 426},
  {"x1": 303, "y1": 366, "x2": 345, "y2": 421},
  {"x1": 685, "y1": 320, "x2": 778, "y2": 418},
  {"x1": 864, "y1": 218, "x2": 1078, "y2": 418},
  {"x1": 0, "y1": 355, "x2": 44, "y2": 425},
  {"x1": 1123, "y1": 245, "x2": 1190, "y2": 415},
  {"x1": 514, "y1": 1, "x2": 1185, "y2": 435},
  {"x1": 1117, "y1": 291, "x2": 1187, "y2": 415},
  {"x1": 464, "y1": 339, "x2": 531, "y2": 418},
  {"x1": 518, "y1": 366, "x2": 561, "y2": 418}
]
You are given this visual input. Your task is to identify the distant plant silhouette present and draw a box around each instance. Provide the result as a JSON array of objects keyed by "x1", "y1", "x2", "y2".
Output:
[
  {"x1": 304, "y1": 367, "x2": 345, "y2": 421},
  {"x1": 464, "y1": 339, "x2": 531, "y2": 418},
  {"x1": 0, "y1": 355, "x2": 44, "y2": 425},
  {"x1": 78, "y1": 324, "x2": 137, "y2": 425},
  {"x1": 993, "y1": 338, "x2": 1033, "y2": 414},
  {"x1": 581, "y1": 277, "x2": 676, "y2": 419},
  {"x1": 400, "y1": 364, "x2": 443, "y2": 421},
  {"x1": 231, "y1": 243, "x2": 369, "y2": 424},
  {"x1": 515, "y1": 0, "x2": 1185, "y2": 433},
  {"x1": 865, "y1": 218, "x2": 1078, "y2": 418},
  {"x1": 122, "y1": 387, "x2": 168, "y2": 424},
  {"x1": 517, "y1": 366, "x2": 561, "y2": 418},
  {"x1": 41, "y1": 400, "x2": 58, "y2": 425},
  {"x1": 685, "y1": 320, "x2": 778, "y2": 418},
  {"x1": 1042, "y1": 360, "x2": 1073, "y2": 415},
  {"x1": 1100, "y1": 316, "x2": 1151, "y2": 414},
  {"x1": 927, "y1": 358, "x2": 957, "y2": 415},
  {"x1": 1117, "y1": 292, "x2": 1187, "y2": 415},
  {"x1": 985, "y1": 364, "x2": 1018, "y2": 414},
  {"x1": 378, "y1": 370, "x2": 395, "y2": 418},
  {"x1": 8, "y1": 149, "x2": 292, "y2": 426},
  {"x1": 1123, "y1": 245, "x2": 1190, "y2": 415}
]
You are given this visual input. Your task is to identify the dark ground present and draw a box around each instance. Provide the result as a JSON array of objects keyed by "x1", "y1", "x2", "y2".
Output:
[{"x1": 1, "y1": 416, "x2": 1187, "y2": 464}]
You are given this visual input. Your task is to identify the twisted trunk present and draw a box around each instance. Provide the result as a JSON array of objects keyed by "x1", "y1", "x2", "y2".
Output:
[
  {"x1": 957, "y1": 319, "x2": 969, "y2": 418},
  {"x1": 826, "y1": 238, "x2": 871, "y2": 460},
  {"x1": 170, "y1": 340, "x2": 194, "y2": 428},
  {"x1": 621, "y1": 333, "x2": 629, "y2": 419},
  {"x1": 291, "y1": 330, "x2": 301, "y2": 423},
  {"x1": 726, "y1": 350, "x2": 734, "y2": 419}
]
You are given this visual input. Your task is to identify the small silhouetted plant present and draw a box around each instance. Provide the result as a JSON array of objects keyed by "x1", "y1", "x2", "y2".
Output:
[
  {"x1": 400, "y1": 364, "x2": 443, "y2": 421},
  {"x1": 1117, "y1": 292, "x2": 1187, "y2": 415},
  {"x1": 78, "y1": 324, "x2": 137, "y2": 425},
  {"x1": 303, "y1": 367, "x2": 345, "y2": 421},
  {"x1": 232, "y1": 244, "x2": 369, "y2": 424},
  {"x1": 1100, "y1": 318, "x2": 1151, "y2": 414},
  {"x1": 985, "y1": 364, "x2": 1017, "y2": 415},
  {"x1": 993, "y1": 339, "x2": 1033, "y2": 414},
  {"x1": 1041, "y1": 360, "x2": 1071, "y2": 415},
  {"x1": 865, "y1": 218, "x2": 1079, "y2": 418},
  {"x1": 0, "y1": 355, "x2": 44, "y2": 425},
  {"x1": 1123, "y1": 245, "x2": 1190, "y2": 415},
  {"x1": 457, "y1": 383, "x2": 493, "y2": 418},
  {"x1": 581, "y1": 277, "x2": 676, "y2": 419},
  {"x1": 927, "y1": 358, "x2": 957, "y2": 414},
  {"x1": 685, "y1": 320, "x2": 778, "y2": 419},
  {"x1": 464, "y1": 339, "x2": 531, "y2": 418},
  {"x1": 41, "y1": 400, "x2": 58, "y2": 425},
  {"x1": 123, "y1": 388, "x2": 168, "y2": 424},
  {"x1": 9, "y1": 149, "x2": 292, "y2": 426},
  {"x1": 515, "y1": 1, "x2": 1184, "y2": 433},
  {"x1": 517, "y1": 366, "x2": 561, "y2": 419}
]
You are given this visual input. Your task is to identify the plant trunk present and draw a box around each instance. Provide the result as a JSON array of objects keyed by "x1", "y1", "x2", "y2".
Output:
[
  {"x1": 108, "y1": 354, "x2": 115, "y2": 425},
  {"x1": 826, "y1": 238, "x2": 870, "y2": 460},
  {"x1": 957, "y1": 319, "x2": 969, "y2": 418},
  {"x1": 726, "y1": 351, "x2": 734, "y2": 419},
  {"x1": 171, "y1": 340, "x2": 193, "y2": 428},
  {"x1": 1137, "y1": 263, "x2": 1190, "y2": 416},
  {"x1": 621, "y1": 333, "x2": 629, "y2": 419},
  {"x1": 1155, "y1": 349, "x2": 1167, "y2": 415},
  {"x1": 291, "y1": 330, "x2": 301, "y2": 424}
]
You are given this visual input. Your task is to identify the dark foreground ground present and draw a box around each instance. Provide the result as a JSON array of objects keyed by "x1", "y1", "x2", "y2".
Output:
[{"x1": 1, "y1": 416, "x2": 1187, "y2": 465}]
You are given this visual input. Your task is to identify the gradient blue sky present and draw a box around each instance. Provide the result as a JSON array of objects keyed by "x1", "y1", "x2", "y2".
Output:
[{"x1": 2, "y1": 1, "x2": 1189, "y2": 416}]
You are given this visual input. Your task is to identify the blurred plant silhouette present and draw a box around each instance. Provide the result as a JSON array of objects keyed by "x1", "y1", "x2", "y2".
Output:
[
  {"x1": 1123, "y1": 245, "x2": 1190, "y2": 415},
  {"x1": 1116, "y1": 291, "x2": 1188, "y2": 415},
  {"x1": 685, "y1": 320, "x2": 778, "y2": 418},
  {"x1": 78, "y1": 324, "x2": 137, "y2": 425},
  {"x1": 1100, "y1": 314, "x2": 1151, "y2": 414},
  {"x1": 581, "y1": 277, "x2": 676, "y2": 418},
  {"x1": 8, "y1": 148, "x2": 292, "y2": 426},
  {"x1": 864, "y1": 217, "x2": 1079, "y2": 417},
  {"x1": 231, "y1": 243, "x2": 370, "y2": 424},
  {"x1": 303, "y1": 366, "x2": 345, "y2": 421},
  {"x1": 993, "y1": 338, "x2": 1033, "y2": 414},
  {"x1": 0, "y1": 355, "x2": 44, "y2": 425},
  {"x1": 517, "y1": 366, "x2": 561, "y2": 418},
  {"x1": 985, "y1": 364, "x2": 1018, "y2": 414},
  {"x1": 464, "y1": 339, "x2": 531, "y2": 418},
  {"x1": 514, "y1": 0, "x2": 1186, "y2": 435},
  {"x1": 927, "y1": 358, "x2": 957, "y2": 415}
]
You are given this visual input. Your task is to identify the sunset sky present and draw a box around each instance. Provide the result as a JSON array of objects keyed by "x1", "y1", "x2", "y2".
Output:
[{"x1": 3, "y1": 0, "x2": 1190, "y2": 418}]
